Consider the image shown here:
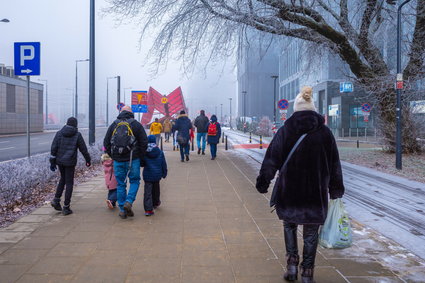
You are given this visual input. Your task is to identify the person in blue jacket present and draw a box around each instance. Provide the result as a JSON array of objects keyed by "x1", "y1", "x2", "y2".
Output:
[
  {"x1": 207, "y1": 115, "x2": 221, "y2": 160},
  {"x1": 143, "y1": 135, "x2": 167, "y2": 216},
  {"x1": 172, "y1": 110, "x2": 193, "y2": 162}
]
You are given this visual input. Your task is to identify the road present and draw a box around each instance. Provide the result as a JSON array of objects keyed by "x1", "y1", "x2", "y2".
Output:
[
  {"x1": 0, "y1": 127, "x2": 108, "y2": 162},
  {"x1": 224, "y1": 130, "x2": 425, "y2": 260}
]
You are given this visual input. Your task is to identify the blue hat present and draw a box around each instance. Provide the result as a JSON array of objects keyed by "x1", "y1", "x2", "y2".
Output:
[{"x1": 148, "y1": 135, "x2": 156, "y2": 144}]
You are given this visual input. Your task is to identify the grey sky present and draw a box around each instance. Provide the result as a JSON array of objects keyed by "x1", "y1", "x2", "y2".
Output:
[{"x1": 0, "y1": 0, "x2": 236, "y2": 124}]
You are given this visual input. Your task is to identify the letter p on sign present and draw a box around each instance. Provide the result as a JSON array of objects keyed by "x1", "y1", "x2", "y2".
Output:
[{"x1": 20, "y1": 45, "x2": 35, "y2": 66}]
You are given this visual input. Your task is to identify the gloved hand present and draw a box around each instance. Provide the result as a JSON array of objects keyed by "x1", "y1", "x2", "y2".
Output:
[
  {"x1": 50, "y1": 164, "x2": 56, "y2": 172},
  {"x1": 49, "y1": 157, "x2": 56, "y2": 172},
  {"x1": 255, "y1": 176, "x2": 269, "y2": 194}
]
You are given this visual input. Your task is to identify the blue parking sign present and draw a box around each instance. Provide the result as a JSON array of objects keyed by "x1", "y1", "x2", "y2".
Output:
[
  {"x1": 14, "y1": 42, "x2": 41, "y2": 76},
  {"x1": 340, "y1": 82, "x2": 353, "y2": 93}
]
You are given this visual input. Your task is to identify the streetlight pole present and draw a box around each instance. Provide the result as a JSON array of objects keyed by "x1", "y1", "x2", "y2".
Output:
[
  {"x1": 89, "y1": 0, "x2": 95, "y2": 145},
  {"x1": 242, "y1": 91, "x2": 247, "y2": 133},
  {"x1": 124, "y1": 87, "x2": 132, "y2": 106},
  {"x1": 75, "y1": 59, "x2": 89, "y2": 118},
  {"x1": 220, "y1": 103, "x2": 223, "y2": 123},
  {"x1": 1, "y1": 18, "x2": 10, "y2": 23},
  {"x1": 229, "y1": 98, "x2": 232, "y2": 129},
  {"x1": 107, "y1": 76, "x2": 117, "y2": 125},
  {"x1": 271, "y1": 75, "x2": 278, "y2": 123},
  {"x1": 38, "y1": 79, "x2": 48, "y2": 125},
  {"x1": 395, "y1": 0, "x2": 412, "y2": 170}
]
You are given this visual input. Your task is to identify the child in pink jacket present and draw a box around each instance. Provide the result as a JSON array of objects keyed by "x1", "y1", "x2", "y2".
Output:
[{"x1": 101, "y1": 150, "x2": 118, "y2": 209}]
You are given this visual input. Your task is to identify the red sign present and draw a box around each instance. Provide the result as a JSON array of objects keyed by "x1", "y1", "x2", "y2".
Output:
[
  {"x1": 395, "y1": 81, "x2": 404, "y2": 90},
  {"x1": 364, "y1": 115, "x2": 369, "y2": 122},
  {"x1": 131, "y1": 91, "x2": 148, "y2": 106},
  {"x1": 280, "y1": 113, "x2": 287, "y2": 121}
]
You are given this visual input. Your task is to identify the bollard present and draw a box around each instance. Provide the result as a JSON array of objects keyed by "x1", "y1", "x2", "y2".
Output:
[
  {"x1": 349, "y1": 128, "x2": 351, "y2": 138},
  {"x1": 249, "y1": 132, "x2": 252, "y2": 143},
  {"x1": 357, "y1": 140, "x2": 359, "y2": 148},
  {"x1": 191, "y1": 139, "x2": 194, "y2": 151},
  {"x1": 222, "y1": 132, "x2": 225, "y2": 143},
  {"x1": 225, "y1": 136, "x2": 228, "y2": 150},
  {"x1": 160, "y1": 136, "x2": 163, "y2": 151},
  {"x1": 260, "y1": 135, "x2": 263, "y2": 149},
  {"x1": 342, "y1": 128, "x2": 345, "y2": 138},
  {"x1": 365, "y1": 128, "x2": 367, "y2": 141},
  {"x1": 356, "y1": 128, "x2": 359, "y2": 138}
]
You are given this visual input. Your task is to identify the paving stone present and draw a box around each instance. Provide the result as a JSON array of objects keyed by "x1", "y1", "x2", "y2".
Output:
[
  {"x1": 129, "y1": 258, "x2": 181, "y2": 276},
  {"x1": 0, "y1": 242, "x2": 12, "y2": 254},
  {"x1": 0, "y1": 231, "x2": 29, "y2": 243},
  {"x1": 230, "y1": 258, "x2": 283, "y2": 277},
  {"x1": 4, "y1": 222, "x2": 41, "y2": 232},
  {"x1": 0, "y1": 264, "x2": 30, "y2": 282},
  {"x1": 16, "y1": 214, "x2": 52, "y2": 223},
  {"x1": 72, "y1": 264, "x2": 130, "y2": 283},
  {"x1": 126, "y1": 274, "x2": 181, "y2": 283},
  {"x1": 184, "y1": 236, "x2": 227, "y2": 251},
  {"x1": 181, "y1": 265, "x2": 235, "y2": 283},
  {"x1": 31, "y1": 207, "x2": 56, "y2": 215},
  {"x1": 327, "y1": 258, "x2": 394, "y2": 277},
  {"x1": 27, "y1": 256, "x2": 85, "y2": 274},
  {"x1": 182, "y1": 250, "x2": 230, "y2": 266},
  {"x1": 46, "y1": 242, "x2": 98, "y2": 257},
  {"x1": 85, "y1": 250, "x2": 137, "y2": 266},
  {"x1": 0, "y1": 249, "x2": 47, "y2": 265},
  {"x1": 315, "y1": 266, "x2": 350, "y2": 283},
  {"x1": 62, "y1": 231, "x2": 106, "y2": 243},
  {"x1": 346, "y1": 276, "x2": 405, "y2": 283},
  {"x1": 12, "y1": 236, "x2": 62, "y2": 249},
  {"x1": 16, "y1": 274, "x2": 74, "y2": 283}
]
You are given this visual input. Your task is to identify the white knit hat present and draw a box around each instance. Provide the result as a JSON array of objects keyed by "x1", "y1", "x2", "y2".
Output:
[{"x1": 293, "y1": 86, "x2": 316, "y2": 112}]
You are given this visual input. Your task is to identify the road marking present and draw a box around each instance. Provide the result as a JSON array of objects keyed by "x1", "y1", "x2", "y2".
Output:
[
  {"x1": 0, "y1": 147, "x2": 15, "y2": 151},
  {"x1": 38, "y1": 142, "x2": 49, "y2": 145},
  {"x1": 0, "y1": 141, "x2": 11, "y2": 144}
]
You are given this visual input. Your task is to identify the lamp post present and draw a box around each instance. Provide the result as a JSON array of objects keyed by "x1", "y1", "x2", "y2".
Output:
[
  {"x1": 89, "y1": 0, "x2": 96, "y2": 145},
  {"x1": 229, "y1": 98, "x2": 232, "y2": 129},
  {"x1": 38, "y1": 79, "x2": 48, "y2": 124},
  {"x1": 271, "y1": 75, "x2": 278, "y2": 123},
  {"x1": 395, "y1": 0, "x2": 412, "y2": 170},
  {"x1": 220, "y1": 103, "x2": 223, "y2": 123},
  {"x1": 242, "y1": 91, "x2": 247, "y2": 133},
  {"x1": 66, "y1": 88, "x2": 74, "y2": 117},
  {"x1": 107, "y1": 76, "x2": 117, "y2": 125},
  {"x1": 1, "y1": 18, "x2": 10, "y2": 23},
  {"x1": 75, "y1": 59, "x2": 89, "y2": 118},
  {"x1": 124, "y1": 87, "x2": 132, "y2": 106}
]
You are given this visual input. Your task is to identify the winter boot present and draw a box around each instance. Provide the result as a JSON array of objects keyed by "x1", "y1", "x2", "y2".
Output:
[
  {"x1": 201, "y1": 150, "x2": 205, "y2": 155},
  {"x1": 197, "y1": 149, "x2": 201, "y2": 154},
  {"x1": 123, "y1": 201, "x2": 134, "y2": 217},
  {"x1": 283, "y1": 254, "x2": 299, "y2": 281},
  {"x1": 62, "y1": 205, "x2": 73, "y2": 216},
  {"x1": 185, "y1": 154, "x2": 190, "y2": 161},
  {"x1": 51, "y1": 198, "x2": 62, "y2": 211},
  {"x1": 119, "y1": 211, "x2": 127, "y2": 219},
  {"x1": 301, "y1": 267, "x2": 315, "y2": 283}
]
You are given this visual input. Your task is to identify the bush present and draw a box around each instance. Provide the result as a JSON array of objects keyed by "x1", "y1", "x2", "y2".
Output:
[
  {"x1": 257, "y1": 116, "x2": 273, "y2": 137},
  {"x1": 0, "y1": 143, "x2": 103, "y2": 212}
]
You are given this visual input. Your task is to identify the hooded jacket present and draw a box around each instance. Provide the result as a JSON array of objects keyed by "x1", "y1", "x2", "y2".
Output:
[
  {"x1": 143, "y1": 143, "x2": 167, "y2": 182},
  {"x1": 103, "y1": 111, "x2": 148, "y2": 162},
  {"x1": 194, "y1": 113, "x2": 209, "y2": 133},
  {"x1": 101, "y1": 154, "x2": 118, "y2": 190},
  {"x1": 150, "y1": 122, "x2": 163, "y2": 135},
  {"x1": 256, "y1": 110, "x2": 344, "y2": 224},
  {"x1": 51, "y1": 125, "x2": 91, "y2": 167},
  {"x1": 172, "y1": 114, "x2": 193, "y2": 145},
  {"x1": 206, "y1": 116, "x2": 221, "y2": 144},
  {"x1": 163, "y1": 119, "x2": 172, "y2": 133}
]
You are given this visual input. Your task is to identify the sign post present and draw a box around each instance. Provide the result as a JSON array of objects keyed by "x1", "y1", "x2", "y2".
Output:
[{"x1": 14, "y1": 42, "x2": 41, "y2": 158}]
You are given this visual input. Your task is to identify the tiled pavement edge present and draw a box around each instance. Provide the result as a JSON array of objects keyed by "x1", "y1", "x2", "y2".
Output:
[{"x1": 0, "y1": 142, "x2": 424, "y2": 282}]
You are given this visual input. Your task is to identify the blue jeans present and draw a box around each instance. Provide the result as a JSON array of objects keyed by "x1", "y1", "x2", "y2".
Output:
[
  {"x1": 179, "y1": 143, "x2": 190, "y2": 160},
  {"x1": 210, "y1": 143, "x2": 217, "y2": 158},
  {"x1": 108, "y1": 189, "x2": 117, "y2": 205},
  {"x1": 113, "y1": 158, "x2": 141, "y2": 212},
  {"x1": 196, "y1": 133, "x2": 207, "y2": 151}
]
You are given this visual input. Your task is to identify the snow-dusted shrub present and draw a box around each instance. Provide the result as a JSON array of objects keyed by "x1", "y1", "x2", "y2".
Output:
[
  {"x1": 0, "y1": 142, "x2": 103, "y2": 211},
  {"x1": 257, "y1": 116, "x2": 273, "y2": 137}
]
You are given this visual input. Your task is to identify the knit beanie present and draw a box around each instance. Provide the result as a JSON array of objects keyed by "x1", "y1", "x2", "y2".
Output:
[
  {"x1": 293, "y1": 86, "x2": 316, "y2": 112},
  {"x1": 66, "y1": 117, "x2": 78, "y2": 128},
  {"x1": 148, "y1": 135, "x2": 156, "y2": 144}
]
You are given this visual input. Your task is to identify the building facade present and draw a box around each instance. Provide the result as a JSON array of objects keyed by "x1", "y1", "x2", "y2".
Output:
[{"x1": 0, "y1": 64, "x2": 44, "y2": 135}]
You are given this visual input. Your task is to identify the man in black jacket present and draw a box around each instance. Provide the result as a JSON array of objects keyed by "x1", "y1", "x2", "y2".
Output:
[
  {"x1": 50, "y1": 117, "x2": 91, "y2": 215},
  {"x1": 194, "y1": 110, "x2": 209, "y2": 155},
  {"x1": 103, "y1": 106, "x2": 148, "y2": 219}
]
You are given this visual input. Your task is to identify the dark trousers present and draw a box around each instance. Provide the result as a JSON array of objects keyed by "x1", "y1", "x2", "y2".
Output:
[
  {"x1": 144, "y1": 181, "x2": 160, "y2": 211},
  {"x1": 283, "y1": 222, "x2": 320, "y2": 269},
  {"x1": 108, "y1": 189, "x2": 117, "y2": 205},
  {"x1": 55, "y1": 165, "x2": 76, "y2": 206},
  {"x1": 179, "y1": 143, "x2": 190, "y2": 160},
  {"x1": 210, "y1": 143, "x2": 217, "y2": 158},
  {"x1": 165, "y1": 132, "x2": 171, "y2": 142}
]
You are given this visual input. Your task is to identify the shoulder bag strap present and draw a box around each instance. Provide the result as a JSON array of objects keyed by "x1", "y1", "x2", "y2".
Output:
[{"x1": 281, "y1": 133, "x2": 307, "y2": 170}]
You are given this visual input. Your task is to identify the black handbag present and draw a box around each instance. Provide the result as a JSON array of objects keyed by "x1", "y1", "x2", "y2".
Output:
[{"x1": 270, "y1": 133, "x2": 307, "y2": 208}]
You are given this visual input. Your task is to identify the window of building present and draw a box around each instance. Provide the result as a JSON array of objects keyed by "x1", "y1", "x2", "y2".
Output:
[
  {"x1": 6, "y1": 84, "x2": 16, "y2": 113},
  {"x1": 38, "y1": 90, "x2": 43, "y2": 114}
]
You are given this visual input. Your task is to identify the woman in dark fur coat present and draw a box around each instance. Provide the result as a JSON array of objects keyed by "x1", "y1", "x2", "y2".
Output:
[{"x1": 256, "y1": 86, "x2": 345, "y2": 283}]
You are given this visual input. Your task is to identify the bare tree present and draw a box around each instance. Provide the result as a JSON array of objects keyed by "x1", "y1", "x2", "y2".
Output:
[{"x1": 106, "y1": 0, "x2": 425, "y2": 152}]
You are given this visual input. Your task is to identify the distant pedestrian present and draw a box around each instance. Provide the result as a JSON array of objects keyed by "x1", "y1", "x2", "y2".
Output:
[
  {"x1": 207, "y1": 115, "x2": 221, "y2": 160},
  {"x1": 101, "y1": 149, "x2": 117, "y2": 209},
  {"x1": 172, "y1": 110, "x2": 192, "y2": 162},
  {"x1": 194, "y1": 110, "x2": 209, "y2": 155},
  {"x1": 50, "y1": 117, "x2": 91, "y2": 215},
  {"x1": 163, "y1": 118, "x2": 172, "y2": 142},
  {"x1": 255, "y1": 86, "x2": 345, "y2": 283},
  {"x1": 150, "y1": 118, "x2": 163, "y2": 145},
  {"x1": 104, "y1": 105, "x2": 148, "y2": 219},
  {"x1": 143, "y1": 135, "x2": 167, "y2": 216}
]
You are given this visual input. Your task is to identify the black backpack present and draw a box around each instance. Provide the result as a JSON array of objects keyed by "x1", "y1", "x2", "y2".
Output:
[{"x1": 111, "y1": 118, "x2": 137, "y2": 155}]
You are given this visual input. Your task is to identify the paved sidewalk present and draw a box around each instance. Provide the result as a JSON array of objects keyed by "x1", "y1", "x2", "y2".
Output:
[{"x1": 0, "y1": 142, "x2": 423, "y2": 282}]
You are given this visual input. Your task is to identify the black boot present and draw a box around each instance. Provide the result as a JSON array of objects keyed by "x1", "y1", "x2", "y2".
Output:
[
  {"x1": 283, "y1": 254, "x2": 299, "y2": 281},
  {"x1": 51, "y1": 198, "x2": 62, "y2": 211},
  {"x1": 197, "y1": 149, "x2": 201, "y2": 154},
  {"x1": 301, "y1": 267, "x2": 315, "y2": 283},
  {"x1": 62, "y1": 205, "x2": 73, "y2": 215}
]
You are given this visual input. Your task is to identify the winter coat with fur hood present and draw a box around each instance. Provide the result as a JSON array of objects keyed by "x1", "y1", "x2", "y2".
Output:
[
  {"x1": 51, "y1": 125, "x2": 91, "y2": 167},
  {"x1": 172, "y1": 114, "x2": 192, "y2": 145},
  {"x1": 256, "y1": 110, "x2": 344, "y2": 224}
]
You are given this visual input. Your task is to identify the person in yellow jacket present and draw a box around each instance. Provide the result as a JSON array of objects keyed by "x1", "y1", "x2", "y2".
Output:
[{"x1": 150, "y1": 118, "x2": 163, "y2": 145}]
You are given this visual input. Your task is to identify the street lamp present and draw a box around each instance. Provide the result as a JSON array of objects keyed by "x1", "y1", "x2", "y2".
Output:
[
  {"x1": 229, "y1": 98, "x2": 233, "y2": 129},
  {"x1": 1, "y1": 18, "x2": 10, "y2": 23},
  {"x1": 107, "y1": 76, "x2": 117, "y2": 125},
  {"x1": 220, "y1": 103, "x2": 223, "y2": 124},
  {"x1": 242, "y1": 91, "x2": 247, "y2": 133},
  {"x1": 75, "y1": 59, "x2": 89, "y2": 118},
  {"x1": 65, "y1": 88, "x2": 74, "y2": 117},
  {"x1": 38, "y1": 79, "x2": 48, "y2": 125},
  {"x1": 271, "y1": 75, "x2": 278, "y2": 123},
  {"x1": 124, "y1": 87, "x2": 132, "y2": 106}
]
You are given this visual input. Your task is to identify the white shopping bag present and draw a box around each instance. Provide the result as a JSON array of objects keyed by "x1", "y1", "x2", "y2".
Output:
[{"x1": 319, "y1": 198, "x2": 352, "y2": 249}]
